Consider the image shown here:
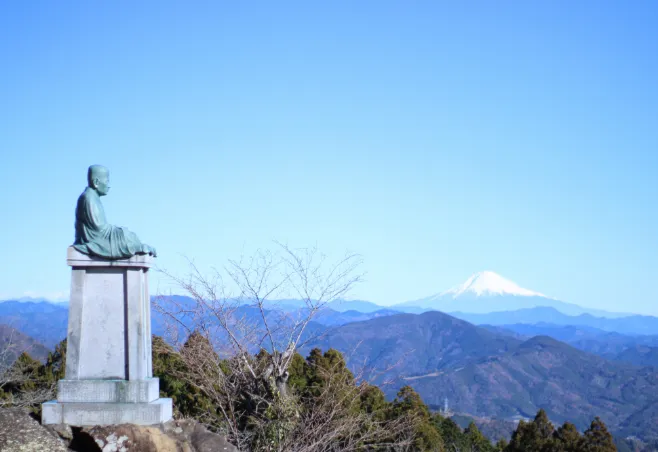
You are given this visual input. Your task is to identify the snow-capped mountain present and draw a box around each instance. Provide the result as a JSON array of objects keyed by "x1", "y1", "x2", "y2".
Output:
[
  {"x1": 440, "y1": 270, "x2": 548, "y2": 298},
  {"x1": 394, "y1": 271, "x2": 627, "y2": 318}
]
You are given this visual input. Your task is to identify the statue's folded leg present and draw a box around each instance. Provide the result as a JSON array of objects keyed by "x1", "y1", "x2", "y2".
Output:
[
  {"x1": 119, "y1": 228, "x2": 156, "y2": 256},
  {"x1": 108, "y1": 227, "x2": 144, "y2": 257}
]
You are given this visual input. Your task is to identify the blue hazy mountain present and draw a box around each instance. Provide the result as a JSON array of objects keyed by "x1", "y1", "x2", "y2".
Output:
[
  {"x1": 453, "y1": 307, "x2": 658, "y2": 335},
  {"x1": 262, "y1": 299, "x2": 391, "y2": 314},
  {"x1": 302, "y1": 307, "x2": 402, "y2": 326},
  {"x1": 479, "y1": 322, "x2": 658, "y2": 366},
  {"x1": 4, "y1": 270, "x2": 637, "y2": 320},
  {"x1": 4, "y1": 269, "x2": 658, "y2": 352},
  {"x1": 0, "y1": 300, "x2": 69, "y2": 349},
  {"x1": 233, "y1": 298, "x2": 387, "y2": 314},
  {"x1": 394, "y1": 271, "x2": 630, "y2": 318},
  {"x1": 326, "y1": 299, "x2": 390, "y2": 313},
  {"x1": 616, "y1": 346, "x2": 658, "y2": 368}
]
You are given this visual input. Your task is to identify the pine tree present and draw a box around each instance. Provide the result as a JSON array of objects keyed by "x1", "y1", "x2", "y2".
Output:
[
  {"x1": 495, "y1": 438, "x2": 509, "y2": 451},
  {"x1": 507, "y1": 420, "x2": 540, "y2": 452},
  {"x1": 392, "y1": 385, "x2": 431, "y2": 419},
  {"x1": 581, "y1": 417, "x2": 616, "y2": 452},
  {"x1": 507, "y1": 409, "x2": 560, "y2": 452},
  {"x1": 464, "y1": 421, "x2": 495, "y2": 452},
  {"x1": 304, "y1": 348, "x2": 330, "y2": 396},
  {"x1": 359, "y1": 384, "x2": 388, "y2": 421},
  {"x1": 435, "y1": 416, "x2": 467, "y2": 451},
  {"x1": 152, "y1": 335, "x2": 215, "y2": 422},
  {"x1": 553, "y1": 422, "x2": 582, "y2": 452},
  {"x1": 534, "y1": 408, "x2": 561, "y2": 452},
  {"x1": 392, "y1": 386, "x2": 444, "y2": 451},
  {"x1": 43, "y1": 339, "x2": 67, "y2": 383},
  {"x1": 533, "y1": 409, "x2": 555, "y2": 441},
  {"x1": 286, "y1": 352, "x2": 308, "y2": 392},
  {"x1": 5, "y1": 352, "x2": 42, "y2": 393}
]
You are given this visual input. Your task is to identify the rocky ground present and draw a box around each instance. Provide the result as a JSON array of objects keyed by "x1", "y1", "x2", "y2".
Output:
[{"x1": 0, "y1": 408, "x2": 238, "y2": 452}]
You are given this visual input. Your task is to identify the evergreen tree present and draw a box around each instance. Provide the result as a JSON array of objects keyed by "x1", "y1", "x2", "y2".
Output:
[
  {"x1": 392, "y1": 385, "x2": 431, "y2": 419},
  {"x1": 43, "y1": 339, "x2": 67, "y2": 384},
  {"x1": 359, "y1": 384, "x2": 389, "y2": 421},
  {"x1": 507, "y1": 420, "x2": 538, "y2": 452},
  {"x1": 507, "y1": 409, "x2": 558, "y2": 452},
  {"x1": 464, "y1": 421, "x2": 494, "y2": 452},
  {"x1": 414, "y1": 421, "x2": 444, "y2": 452},
  {"x1": 392, "y1": 386, "x2": 444, "y2": 451},
  {"x1": 495, "y1": 438, "x2": 509, "y2": 451},
  {"x1": 434, "y1": 416, "x2": 467, "y2": 451},
  {"x1": 581, "y1": 417, "x2": 616, "y2": 452},
  {"x1": 304, "y1": 348, "x2": 331, "y2": 396},
  {"x1": 553, "y1": 422, "x2": 582, "y2": 452},
  {"x1": 533, "y1": 409, "x2": 555, "y2": 441},
  {"x1": 152, "y1": 335, "x2": 215, "y2": 422},
  {"x1": 4, "y1": 352, "x2": 41, "y2": 393},
  {"x1": 286, "y1": 352, "x2": 308, "y2": 392}
]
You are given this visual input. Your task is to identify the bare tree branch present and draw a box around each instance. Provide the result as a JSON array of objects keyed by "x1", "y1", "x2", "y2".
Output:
[{"x1": 153, "y1": 243, "x2": 408, "y2": 451}]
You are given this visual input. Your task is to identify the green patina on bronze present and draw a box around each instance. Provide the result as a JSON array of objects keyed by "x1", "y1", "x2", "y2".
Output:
[{"x1": 73, "y1": 165, "x2": 157, "y2": 259}]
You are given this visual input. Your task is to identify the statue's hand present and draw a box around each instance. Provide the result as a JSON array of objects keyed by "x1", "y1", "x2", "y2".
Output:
[{"x1": 141, "y1": 244, "x2": 157, "y2": 257}]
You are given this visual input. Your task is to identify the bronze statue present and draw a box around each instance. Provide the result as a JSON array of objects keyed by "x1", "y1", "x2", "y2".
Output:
[{"x1": 73, "y1": 165, "x2": 157, "y2": 259}]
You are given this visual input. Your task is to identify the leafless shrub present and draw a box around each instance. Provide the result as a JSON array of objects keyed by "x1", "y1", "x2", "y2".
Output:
[
  {"x1": 0, "y1": 326, "x2": 55, "y2": 408},
  {"x1": 153, "y1": 242, "x2": 414, "y2": 450}
]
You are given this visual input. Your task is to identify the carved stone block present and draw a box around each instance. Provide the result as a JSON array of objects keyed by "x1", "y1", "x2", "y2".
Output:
[
  {"x1": 41, "y1": 399, "x2": 173, "y2": 426},
  {"x1": 57, "y1": 378, "x2": 160, "y2": 403}
]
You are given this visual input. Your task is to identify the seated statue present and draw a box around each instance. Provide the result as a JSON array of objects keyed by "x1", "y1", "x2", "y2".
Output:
[{"x1": 73, "y1": 165, "x2": 157, "y2": 259}]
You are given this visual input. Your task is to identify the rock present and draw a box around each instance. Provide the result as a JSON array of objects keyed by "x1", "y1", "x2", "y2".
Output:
[
  {"x1": 83, "y1": 424, "x2": 181, "y2": 452},
  {"x1": 79, "y1": 420, "x2": 238, "y2": 452},
  {"x1": 188, "y1": 421, "x2": 237, "y2": 452},
  {"x1": 46, "y1": 423, "x2": 74, "y2": 441},
  {"x1": 0, "y1": 408, "x2": 69, "y2": 452},
  {"x1": 0, "y1": 409, "x2": 237, "y2": 452},
  {"x1": 163, "y1": 419, "x2": 238, "y2": 452}
]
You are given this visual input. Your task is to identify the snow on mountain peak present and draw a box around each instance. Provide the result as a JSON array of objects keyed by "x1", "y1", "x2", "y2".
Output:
[{"x1": 441, "y1": 271, "x2": 547, "y2": 298}]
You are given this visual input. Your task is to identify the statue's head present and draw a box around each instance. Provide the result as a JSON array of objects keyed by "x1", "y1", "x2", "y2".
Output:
[{"x1": 87, "y1": 165, "x2": 110, "y2": 196}]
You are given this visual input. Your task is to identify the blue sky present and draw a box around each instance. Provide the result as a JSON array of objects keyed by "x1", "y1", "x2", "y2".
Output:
[{"x1": 1, "y1": 1, "x2": 656, "y2": 314}]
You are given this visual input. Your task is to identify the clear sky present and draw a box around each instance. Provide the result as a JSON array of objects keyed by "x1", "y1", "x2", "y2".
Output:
[{"x1": 1, "y1": 1, "x2": 656, "y2": 314}]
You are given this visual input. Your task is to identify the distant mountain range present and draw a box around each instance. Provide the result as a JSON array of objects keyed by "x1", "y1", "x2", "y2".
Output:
[
  {"x1": 2, "y1": 285, "x2": 658, "y2": 359},
  {"x1": 0, "y1": 300, "x2": 69, "y2": 349},
  {"x1": 287, "y1": 270, "x2": 639, "y2": 321},
  {"x1": 479, "y1": 323, "x2": 658, "y2": 368},
  {"x1": 312, "y1": 308, "x2": 402, "y2": 326},
  {"x1": 18, "y1": 270, "x2": 640, "y2": 318},
  {"x1": 2, "y1": 286, "x2": 658, "y2": 442},
  {"x1": 393, "y1": 271, "x2": 631, "y2": 318},
  {"x1": 302, "y1": 311, "x2": 658, "y2": 439},
  {"x1": 452, "y1": 307, "x2": 658, "y2": 335}
]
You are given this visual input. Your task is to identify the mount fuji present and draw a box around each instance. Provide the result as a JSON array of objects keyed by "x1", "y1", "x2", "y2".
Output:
[{"x1": 393, "y1": 271, "x2": 628, "y2": 318}]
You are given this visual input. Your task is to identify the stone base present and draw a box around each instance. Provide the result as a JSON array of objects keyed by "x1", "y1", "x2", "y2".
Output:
[
  {"x1": 41, "y1": 398, "x2": 173, "y2": 426},
  {"x1": 65, "y1": 247, "x2": 153, "y2": 382},
  {"x1": 57, "y1": 378, "x2": 160, "y2": 403}
]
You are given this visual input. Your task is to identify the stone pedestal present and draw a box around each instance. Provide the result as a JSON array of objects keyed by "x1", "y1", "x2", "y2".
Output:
[{"x1": 42, "y1": 247, "x2": 172, "y2": 426}]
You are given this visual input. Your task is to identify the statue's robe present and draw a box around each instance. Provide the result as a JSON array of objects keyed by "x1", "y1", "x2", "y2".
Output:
[{"x1": 73, "y1": 187, "x2": 147, "y2": 259}]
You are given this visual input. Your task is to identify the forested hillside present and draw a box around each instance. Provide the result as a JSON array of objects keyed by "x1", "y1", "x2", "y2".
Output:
[{"x1": 0, "y1": 335, "x2": 627, "y2": 451}]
